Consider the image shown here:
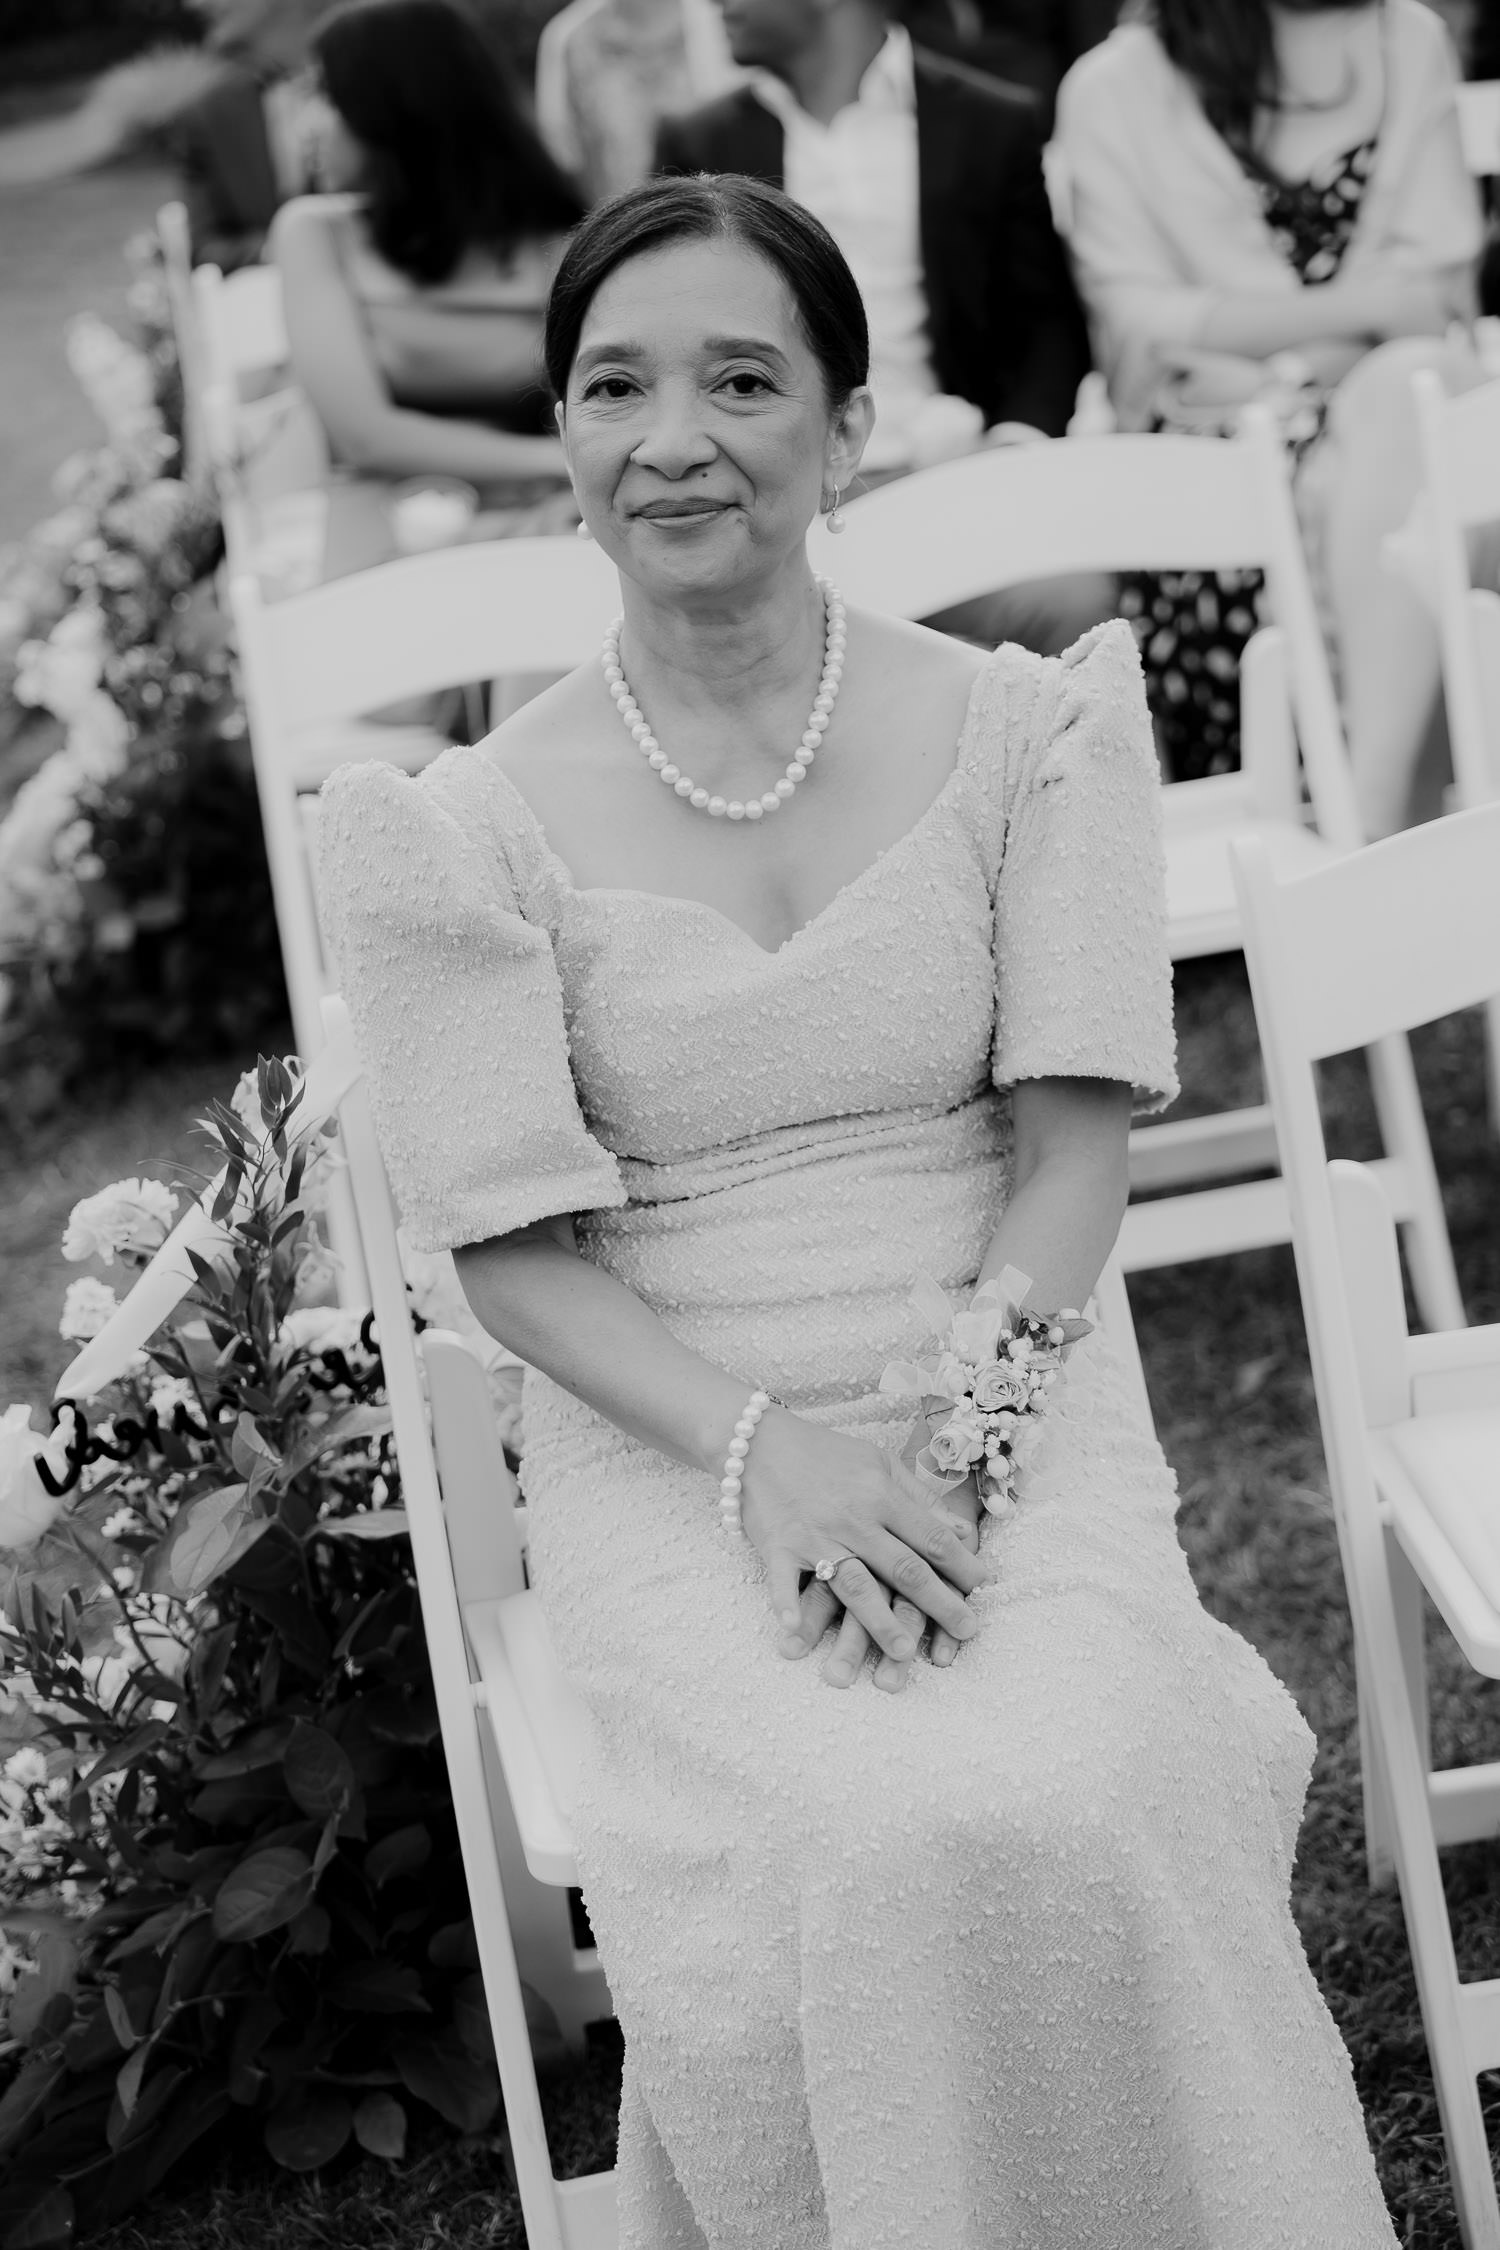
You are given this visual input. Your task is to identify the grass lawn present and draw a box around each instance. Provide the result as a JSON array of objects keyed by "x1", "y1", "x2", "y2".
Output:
[{"x1": 4, "y1": 957, "x2": 1500, "y2": 2247}]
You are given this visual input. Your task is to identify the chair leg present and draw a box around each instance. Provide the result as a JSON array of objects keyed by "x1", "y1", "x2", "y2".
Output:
[
  {"x1": 1366, "y1": 1032, "x2": 1466, "y2": 1332},
  {"x1": 1354, "y1": 1558, "x2": 1500, "y2": 2248},
  {"x1": 1362, "y1": 1534, "x2": 1431, "y2": 1890},
  {"x1": 1486, "y1": 996, "x2": 1500, "y2": 1142}
]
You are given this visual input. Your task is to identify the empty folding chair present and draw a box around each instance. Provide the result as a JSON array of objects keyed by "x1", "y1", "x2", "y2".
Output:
[
  {"x1": 1234, "y1": 804, "x2": 1500, "y2": 2250},
  {"x1": 808, "y1": 409, "x2": 1465, "y2": 1330}
]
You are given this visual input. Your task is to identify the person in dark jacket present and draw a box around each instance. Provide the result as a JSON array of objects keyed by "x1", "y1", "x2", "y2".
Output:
[{"x1": 654, "y1": 0, "x2": 1108, "y2": 653}]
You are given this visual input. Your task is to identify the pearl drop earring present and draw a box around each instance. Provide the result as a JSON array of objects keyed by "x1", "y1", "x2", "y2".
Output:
[
  {"x1": 576, "y1": 517, "x2": 593, "y2": 541},
  {"x1": 826, "y1": 482, "x2": 846, "y2": 535}
]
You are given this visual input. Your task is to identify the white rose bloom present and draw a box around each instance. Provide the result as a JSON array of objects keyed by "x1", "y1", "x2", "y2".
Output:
[
  {"x1": 65, "y1": 690, "x2": 130, "y2": 781},
  {"x1": 279, "y1": 1305, "x2": 370, "y2": 1358},
  {"x1": 0, "y1": 1406, "x2": 72, "y2": 1551},
  {"x1": 146, "y1": 1375, "x2": 199, "y2": 1424},
  {"x1": 14, "y1": 607, "x2": 106, "y2": 724},
  {"x1": 62, "y1": 1176, "x2": 178, "y2": 1264},
  {"x1": 3, "y1": 1748, "x2": 47, "y2": 1791},
  {"x1": 59, "y1": 1277, "x2": 118, "y2": 1341}
]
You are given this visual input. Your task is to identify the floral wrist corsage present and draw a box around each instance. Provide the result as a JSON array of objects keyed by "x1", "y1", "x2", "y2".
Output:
[{"x1": 879, "y1": 1268, "x2": 1093, "y2": 1517}]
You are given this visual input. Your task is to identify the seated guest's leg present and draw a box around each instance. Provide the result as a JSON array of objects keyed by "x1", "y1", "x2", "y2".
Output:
[
  {"x1": 926, "y1": 570, "x2": 1118, "y2": 658},
  {"x1": 1321, "y1": 335, "x2": 1484, "y2": 837}
]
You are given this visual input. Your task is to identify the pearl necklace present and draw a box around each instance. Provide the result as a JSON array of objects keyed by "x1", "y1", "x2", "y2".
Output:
[{"x1": 601, "y1": 577, "x2": 846, "y2": 820}]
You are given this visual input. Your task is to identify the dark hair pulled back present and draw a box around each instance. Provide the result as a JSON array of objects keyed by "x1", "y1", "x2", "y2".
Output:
[
  {"x1": 313, "y1": 0, "x2": 583, "y2": 286},
  {"x1": 543, "y1": 174, "x2": 870, "y2": 407},
  {"x1": 1144, "y1": 0, "x2": 1372, "y2": 158}
]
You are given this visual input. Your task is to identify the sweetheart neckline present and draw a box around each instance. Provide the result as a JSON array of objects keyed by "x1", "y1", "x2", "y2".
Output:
[
  {"x1": 572, "y1": 765, "x2": 972, "y2": 960},
  {"x1": 482, "y1": 672, "x2": 989, "y2": 960}
]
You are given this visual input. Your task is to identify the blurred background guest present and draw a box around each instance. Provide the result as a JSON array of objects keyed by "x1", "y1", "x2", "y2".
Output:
[
  {"x1": 656, "y1": 0, "x2": 1104, "y2": 654},
  {"x1": 167, "y1": 0, "x2": 322, "y2": 269},
  {"x1": 271, "y1": 0, "x2": 583, "y2": 504},
  {"x1": 1056, "y1": 0, "x2": 1483, "y2": 832},
  {"x1": 903, "y1": 0, "x2": 1120, "y2": 122},
  {"x1": 535, "y1": 0, "x2": 741, "y2": 202}
]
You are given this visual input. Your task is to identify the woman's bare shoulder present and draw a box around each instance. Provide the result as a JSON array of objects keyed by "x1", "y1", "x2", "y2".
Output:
[
  {"x1": 479, "y1": 662, "x2": 613, "y2": 792},
  {"x1": 848, "y1": 608, "x2": 989, "y2": 690}
]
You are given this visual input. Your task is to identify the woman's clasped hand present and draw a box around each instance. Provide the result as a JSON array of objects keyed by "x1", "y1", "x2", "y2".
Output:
[{"x1": 735, "y1": 1410, "x2": 991, "y2": 1693}]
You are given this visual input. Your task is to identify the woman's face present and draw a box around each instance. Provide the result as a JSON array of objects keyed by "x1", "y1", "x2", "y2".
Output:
[{"x1": 559, "y1": 236, "x2": 870, "y2": 604}]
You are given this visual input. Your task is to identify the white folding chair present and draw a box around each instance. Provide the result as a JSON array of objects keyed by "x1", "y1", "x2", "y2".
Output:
[
  {"x1": 56, "y1": 1016, "x2": 619, "y2": 2250},
  {"x1": 1410, "y1": 366, "x2": 1500, "y2": 1113},
  {"x1": 230, "y1": 536, "x2": 620, "y2": 1068},
  {"x1": 1458, "y1": 82, "x2": 1500, "y2": 180},
  {"x1": 808, "y1": 412, "x2": 1465, "y2": 1330},
  {"x1": 155, "y1": 201, "x2": 204, "y2": 484},
  {"x1": 1233, "y1": 805, "x2": 1500, "y2": 2250},
  {"x1": 192, "y1": 260, "x2": 329, "y2": 583}
]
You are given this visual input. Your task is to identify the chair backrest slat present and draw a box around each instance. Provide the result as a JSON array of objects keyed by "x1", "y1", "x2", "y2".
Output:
[
  {"x1": 810, "y1": 432, "x2": 1273, "y2": 604},
  {"x1": 809, "y1": 410, "x2": 1362, "y2": 851},
  {"x1": 232, "y1": 540, "x2": 620, "y2": 731},
  {"x1": 1239, "y1": 805, "x2": 1500, "y2": 1061}
]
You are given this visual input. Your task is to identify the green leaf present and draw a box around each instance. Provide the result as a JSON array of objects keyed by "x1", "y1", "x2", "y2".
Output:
[
  {"x1": 352, "y1": 2091, "x2": 406, "y2": 2163},
  {"x1": 0, "y1": 2052, "x2": 67, "y2": 2163},
  {"x1": 193, "y1": 1719, "x2": 294, "y2": 1781},
  {"x1": 0, "y1": 2183, "x2": 74, "y2": 2250},
  {"x1": 145, "y1": 1484, "x2": 268, "y2": 1598},
  {"x1": 283, "y1": 1722, "x2": 355, "y2": 1822},
  {"x1": 393, "y1": 2031, "x2": 499, "y2": 2134},
  {"x1": 427, "y1": 1920, "x2": 479, "y2": 1971},
  {"x1": 451, "y1": 1972, "x2": 494, "y2": 2061},
  {"x1": 363, "y1": 1688, "x2": 440, "y2": 1746},
  {"x1": 9, "y1": 1933, "x2": 78, "y2": 2047},
  {"x1": 230, "y1": 1411, "x2": 278, "y2": 1482},
  {"x1": 103, "y1": 1985, "x2": 139, "y2": 2052},
  {"x1": 317, "y1": 1511, "x2": 411, "y2": 1542},
  {"x1": 363, "y1": 1824, "x2": 431, "y2": 1890},
  {"x1": 286, "y1": 1903, "x2": 331, "y2": 1956},
  {"x1": 326, "y1": 1960, "x2": 431, "y2": 2016},
  {"x1": 112, "y1": 2043, "x2": 150, "y2": 2129},
  {"x1": 280, "y1": 1405, "x2": 392, "y2": 1482},
  {"x1": 211, "y1": 1846, "x2": 315, "y2": 1943},
  {"x1": 263, "y1": 2089, "x2": 352, "y2": 2173}
]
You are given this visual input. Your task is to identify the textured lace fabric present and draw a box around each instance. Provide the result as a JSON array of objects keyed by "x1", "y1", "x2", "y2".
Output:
[{"x1": 318, "y1": 621, "x2": 1397, "y2": 2249}]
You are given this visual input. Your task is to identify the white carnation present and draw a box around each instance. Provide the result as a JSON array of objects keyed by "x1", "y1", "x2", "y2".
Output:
[
  {"x1": 279, "y1": 1305, "x2": 370, "y2": 1359},
  {"x1": 59, "y1": 1277, "x2": 118, "y2": 1341},
  {"x1": 62, "y1": 1176, "x2": 178, "y2": 1264}
]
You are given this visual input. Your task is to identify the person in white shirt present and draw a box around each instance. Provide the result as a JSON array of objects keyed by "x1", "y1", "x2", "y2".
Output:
[{"x1": 657, "y1": 0, "x2": 1110, "y2": 654}]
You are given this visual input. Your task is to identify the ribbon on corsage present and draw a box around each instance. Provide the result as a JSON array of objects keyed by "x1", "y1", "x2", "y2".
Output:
[{"x1": 879, "y1": 1267, "x2": 1093, "y2": 1516}]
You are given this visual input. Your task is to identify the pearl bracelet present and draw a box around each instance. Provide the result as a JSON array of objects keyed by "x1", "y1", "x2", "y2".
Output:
[{"x1": 718, "y1": 1388, "x2": 772, "y2": 1535}]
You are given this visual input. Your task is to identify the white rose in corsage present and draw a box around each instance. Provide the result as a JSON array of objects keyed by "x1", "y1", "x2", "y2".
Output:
[
  {"x1": 0, "y1": 1406, "x2": 74, "y2": 1551},
  {"x1": 880, "y1": 1267, "x2": 1093, "y2": 1516},
  {"x1": 61, "y1": 1176, "x2": 179, "y2": 1265}
]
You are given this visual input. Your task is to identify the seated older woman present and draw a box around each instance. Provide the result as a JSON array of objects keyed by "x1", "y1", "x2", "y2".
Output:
[
  {"x1": 319, "y1": 174, "x2": 1403, "y2": 2247},
  {"x1": 1055, "y1": 0, "x2": 1484, "y2": 833},
  {"x1": 270, "y1": 0, "x2": 583, "y2": 512}
]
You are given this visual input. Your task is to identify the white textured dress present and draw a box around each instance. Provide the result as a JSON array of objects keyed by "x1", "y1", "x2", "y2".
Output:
[{"x1": 318, "y1": 622, "x2": 1398, "y2": 2250}]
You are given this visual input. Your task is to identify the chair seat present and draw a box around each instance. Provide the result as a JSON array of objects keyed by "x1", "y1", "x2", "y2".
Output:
[
  {"x1": 465, "y1": 1590, "x2": 589, "y2": 1888},
  {"x1": 1374, "y1": 1408, "x2": 1500, "y2": 1675},
  {"x1": 1166, "y1": 815, "x2": 1342, "y2": 959}
]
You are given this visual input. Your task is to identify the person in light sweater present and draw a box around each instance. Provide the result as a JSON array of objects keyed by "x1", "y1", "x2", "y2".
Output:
[{"x1": 1055, "y1": 0, "x2": 1486, "y2": 832}]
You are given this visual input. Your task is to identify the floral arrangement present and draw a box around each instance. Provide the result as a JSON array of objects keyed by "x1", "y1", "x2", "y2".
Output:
[
  {"x1": 0, "y1": 228, "x2": 284, "y2": 1119},
  {"x1": 0, "y1": 1059, "x2": 523, "y2": 2245},
  {"x1": 881, "y1": 1269, "x2": 1093, "y2": 1515}
]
